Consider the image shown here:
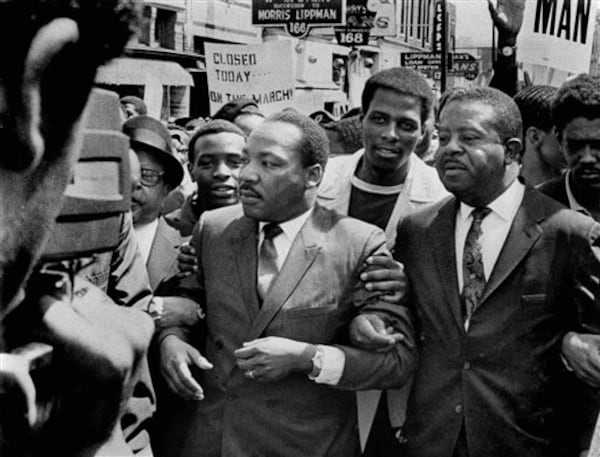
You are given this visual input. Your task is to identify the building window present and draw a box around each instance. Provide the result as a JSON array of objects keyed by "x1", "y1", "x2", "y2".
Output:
[
  {"x1": 417, "y1": 0, "x2": 423, "y2": 40},
  {"x1": 155, "y1": 8, "x2": 176, "y2": 49},
  {"x1": 400, "y1": 0, "x2": 406, "y2": 36},
  {"x1": 138, "y1": 6, "x2": 152, "y2": 45}
]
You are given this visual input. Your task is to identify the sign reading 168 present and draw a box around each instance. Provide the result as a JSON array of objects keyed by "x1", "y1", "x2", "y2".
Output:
[{"x1": 339, "y1": 31, "x2": 367, "y2": 44}]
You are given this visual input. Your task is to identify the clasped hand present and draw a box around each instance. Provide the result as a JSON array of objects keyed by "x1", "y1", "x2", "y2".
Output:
[{"x1": 234, "y1": 337, "x2": 315, "y2": 383}]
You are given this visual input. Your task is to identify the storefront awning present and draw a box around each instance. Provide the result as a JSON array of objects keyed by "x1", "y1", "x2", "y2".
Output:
[{"x1": 95, "y1": 57, "x2": 194, "y2": 86}]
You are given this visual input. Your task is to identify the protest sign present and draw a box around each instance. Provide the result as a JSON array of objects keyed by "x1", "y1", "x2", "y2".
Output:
[
  {"x1": 518, "y1": 0, "x2": 597, "y2": 74},
  {"x1": 205, "y1": 40, "x2": 295, "y2": 116}
]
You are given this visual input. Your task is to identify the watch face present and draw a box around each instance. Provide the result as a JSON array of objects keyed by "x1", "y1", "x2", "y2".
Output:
[{"x1": 501, "y1": 46, "x2": 514, "y2": 57}]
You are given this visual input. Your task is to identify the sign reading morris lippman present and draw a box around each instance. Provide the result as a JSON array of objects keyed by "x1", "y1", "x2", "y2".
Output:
[
  {"x1": 252, "y1": 0, "x2": 345, "y2": 38},
  {"x1": 205, "y1": 40, "x2": 295, "y2": 116}
]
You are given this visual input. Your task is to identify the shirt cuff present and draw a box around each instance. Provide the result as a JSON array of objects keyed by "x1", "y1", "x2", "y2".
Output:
[
  {"x1": 311, "y1": 345, "x2": 346, "y2": 385},
  {"x1": 561, "y1": 354, "x2": 574, "y2": 372}
]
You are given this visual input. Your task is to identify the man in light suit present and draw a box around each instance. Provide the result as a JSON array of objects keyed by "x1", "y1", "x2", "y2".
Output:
[
  {"x1": 318, "y1": 67, "x2": 448, "y2": 455},
  {"x1": 390, "y1": 86, "x2": 600, "y2": 457},
  {"x1": 157, "y1": 109, "x2": 416, "y2": 457}
]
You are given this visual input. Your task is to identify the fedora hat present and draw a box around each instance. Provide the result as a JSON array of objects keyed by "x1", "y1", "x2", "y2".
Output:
[{"x1": 123, "y1": 115, "x2": 183, "y2": 188}]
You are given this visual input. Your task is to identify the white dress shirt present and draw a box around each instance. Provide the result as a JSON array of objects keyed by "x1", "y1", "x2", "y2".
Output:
[
  {"x1": 565, "y1": 170, "x2": 592, "y2": 216},
  {"x1": 258, "y1": 208, "x2": 345, "y2": 385},
  {"x1": 134, "y1": 218, "x2": 159, "y2": 264},
  {"x1": 455, "y1": 179, "x2": 525, "y2": 292},
  {"x1": 258, "y1": 208, "x2": 313, "y2": 270}
]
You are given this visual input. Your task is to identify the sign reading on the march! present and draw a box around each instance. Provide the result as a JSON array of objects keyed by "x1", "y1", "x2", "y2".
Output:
[
  {"x1": 401, "y1": 52, "x2": 479, "y2": 81},
  {"x1": 205, "y1": 41, "x2": 295, "y2": 116},
  {"x1": 518, "y1": 0, "x2": 598, "y2": 74},
  {"x1": 252, "y1": 0, "x2": 345, "y2": 38}
]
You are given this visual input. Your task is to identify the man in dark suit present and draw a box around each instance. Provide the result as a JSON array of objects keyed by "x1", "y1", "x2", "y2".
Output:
[
  {"x1": 157, "y1": 109, "x2": 416, "y2": 457},
  {"x1": 536, "y1": 73, "x2": 600, "y2": 452},
  {"x1": 387, "y1": 86, "x2": 600, "y2": 457}
]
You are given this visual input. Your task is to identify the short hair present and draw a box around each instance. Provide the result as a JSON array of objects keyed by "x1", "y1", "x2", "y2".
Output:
[
  {"x1": 266, "y1": 109, "x2": 329, "y2": 169},
  {"x1": 187, "y1": 119, "x2": 246, "y2": 163},
  {"x1": 323, "y1": 115, "x2": 363, "y2": 153},
  {"x1": 439, "y1": 86, "x2": 523, "y2": 142},
  {"x1": 120, "y1": 95, "x2": 147, "y2": 115},
  {"x1": 552, "y1": 73, "x2": 600, "y2": 134},
  {"x1": 361, "y1": 67, "x2": 434, "y2": 125},
  {"x1": 213, "y1": 98, "x2": 264, "y2": 122},
  {"x1": 513, "y1": 85, "x2": 557, "y2": 133}
]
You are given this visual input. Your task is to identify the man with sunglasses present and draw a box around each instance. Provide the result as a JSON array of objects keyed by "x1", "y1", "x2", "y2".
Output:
[{"x1": 124, "y1": 115, "x2": 187, "y2": 292}]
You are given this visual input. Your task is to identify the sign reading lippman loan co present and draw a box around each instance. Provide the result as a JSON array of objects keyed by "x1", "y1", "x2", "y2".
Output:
[
  {"x1": 252, "y1": 0, "x2": 345, "y2": 38},
  {"x1": 205, "y1": 41, "x2": 295, "y2": 116},
  {"x1": 518, "y1": 0, "x2": 598, "y2": 74}
]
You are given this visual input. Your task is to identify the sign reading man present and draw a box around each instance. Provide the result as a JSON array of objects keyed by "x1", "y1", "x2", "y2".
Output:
[{"x1": 518, "y1": 0, "x2": 597, "y2": 73}]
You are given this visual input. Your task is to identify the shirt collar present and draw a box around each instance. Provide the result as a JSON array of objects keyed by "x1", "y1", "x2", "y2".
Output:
[
  {"x1": 458, "y1": 178, "x2": 525, "y2": 222},
  {"x1": 564, "y1": 170, "x2": 591, "y2": 215},
  {"x1": 259, "y1": 207, "x2": 313, "y2": 242}
]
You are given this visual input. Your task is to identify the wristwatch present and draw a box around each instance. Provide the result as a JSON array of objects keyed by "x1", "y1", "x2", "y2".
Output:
[
  {"x1": 500, "y1": 46, "x2": 515, "y2": 57},
  {"x1": 146, "y1": 296, "x2": 165, "y2": 321},
  {"x1": 308, "y1": 345, "x2": 324, "y2": 380}
]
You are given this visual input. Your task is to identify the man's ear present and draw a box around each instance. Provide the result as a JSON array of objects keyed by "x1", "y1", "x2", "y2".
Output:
[
  {"x1": 305, "y1": 163, "x2": 323, "y2": 189},
  {"x1": 525, "y1": 126, "x2": 543, "y2": 147},
  {"x1": 6, "y1": 18, "x2": 81, "y2": 172},
  {"x1": 504, "y1": 138, "x2": 522, "y2": 164},
  {"x1": 187, "y1": 161, "x2": 196, "y2": 182}
]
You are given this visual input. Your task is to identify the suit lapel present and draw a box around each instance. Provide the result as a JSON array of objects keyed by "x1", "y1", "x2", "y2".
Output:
[
  {"x1": 146, "y1": 218, "x2": 179, "y2": 290},
  {"x1": 246, "y1": 208, "x2": 324, "y2": 341},
  {"x1": 430, "y1": 198, "x2": 465, "y2": 332},
  {"x1": 233, "y1": 217, "x2": 261, "y2": 320},
  {"x1": 479, "y1": 188, "x2": 543, "y2": 305}
]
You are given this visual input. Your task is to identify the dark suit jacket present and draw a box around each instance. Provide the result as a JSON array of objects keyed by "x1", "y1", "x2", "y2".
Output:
[
  {"x1": 146, "y1": 217, "x2": 187, "y2": 291},
  {"x1": 536, "y1": 175, "x2": 569, "y2": 207},
  {"x1": 395, "y1": 187, "x2": 600, "y2": 457},
  {"x1": 159, "y1": 203, "x2": 416, "y2": 457}
]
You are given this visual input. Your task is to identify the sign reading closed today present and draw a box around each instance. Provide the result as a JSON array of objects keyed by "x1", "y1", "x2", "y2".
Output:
[{"x1": 205, "y1": 40, "x2": 295, "y2": 116}]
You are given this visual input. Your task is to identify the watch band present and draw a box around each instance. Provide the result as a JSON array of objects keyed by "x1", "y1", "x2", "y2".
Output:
[
  {"x1": 499, "y1": 46, "x2": 516, "y2": 57},
  {"x1": 308, "y1": 345, "x2": 324, "y2": 380}
]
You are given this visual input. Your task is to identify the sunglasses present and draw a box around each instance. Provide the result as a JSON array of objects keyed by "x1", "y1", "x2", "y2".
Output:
[{"x1": 140, "y1": 168, "x2": 165, "y2": 187}]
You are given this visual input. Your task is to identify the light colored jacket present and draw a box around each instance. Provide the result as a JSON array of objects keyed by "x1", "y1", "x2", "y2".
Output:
[
  {"x1": 318, "y1": 149, "x2": 449, "y2": 449},
  {"x1": 318, "y1": 150, "x2": 448, "y2": 249}
]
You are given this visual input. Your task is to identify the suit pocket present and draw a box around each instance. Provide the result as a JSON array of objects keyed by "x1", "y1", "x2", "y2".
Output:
[
  {"x1": 521, "y1": 294, "x2": 547, "y2": 303},
  {"x1": 520, "y1": 294, "x2": 549, "y2": 320},
  {"x1": 287, "y1": 303, "x2": 338, "y2": 319}
]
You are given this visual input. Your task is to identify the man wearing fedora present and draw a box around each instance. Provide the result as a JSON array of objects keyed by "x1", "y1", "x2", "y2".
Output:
[{"x1": 124, "y1": 115, "x2": 188, "y2": 292}]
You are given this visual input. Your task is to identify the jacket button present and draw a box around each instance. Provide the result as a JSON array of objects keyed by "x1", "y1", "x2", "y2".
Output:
[
  {"x1": 463, "y1": 362, "x2": 471, "y2": 370},
  {"x1": 455, "y1": 404, "x2": 463, "y2": 414},
  {"x1": 215, "y1": 340, "x2": 224, "y2": 350}
]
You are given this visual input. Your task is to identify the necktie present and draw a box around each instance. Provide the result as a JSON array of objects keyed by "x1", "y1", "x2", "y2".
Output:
[
  {"x1": 257, "y1": 223, "x2": 283, "y2": 301},
  {"x1": 461, "y1": 207, "x2": 491, "y2": 329}
]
